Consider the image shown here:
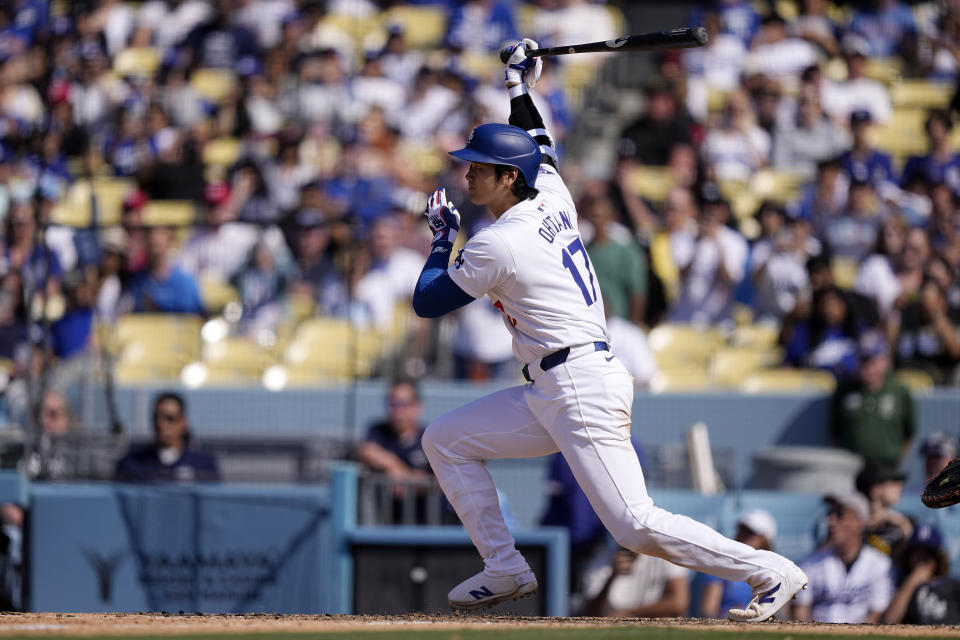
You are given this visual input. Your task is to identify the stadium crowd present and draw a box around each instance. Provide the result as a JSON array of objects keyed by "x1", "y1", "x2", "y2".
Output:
[{"x1": 0, "y1": 0, "x2": 956, "y2": 406}]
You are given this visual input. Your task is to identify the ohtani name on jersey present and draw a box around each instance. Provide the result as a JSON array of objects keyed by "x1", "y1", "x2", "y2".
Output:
[{"x1": 538, "y1": 210, "x2": 573, "y2": 244}]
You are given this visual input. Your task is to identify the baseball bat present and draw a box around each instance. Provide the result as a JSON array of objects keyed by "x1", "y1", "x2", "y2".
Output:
[{"x1": 498, "y1": 27, "x2": 708, "y2": 64}]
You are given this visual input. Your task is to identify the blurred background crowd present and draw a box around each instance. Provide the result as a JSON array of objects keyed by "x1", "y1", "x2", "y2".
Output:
[{"x1": 0, "y1": 0, "x2": 957, "y2": 412}]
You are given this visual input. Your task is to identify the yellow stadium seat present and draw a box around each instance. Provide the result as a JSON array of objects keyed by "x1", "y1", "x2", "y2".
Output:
[
  {"x1": 50, "y1": 178, "x2": 134, "y2": 227},
  {"x1": 202, "y1": 137, "x2": 242, "y2": 168},
  {"x1": 831, "y1": 257, "x2": 859, "y2": 290},
  {"x1": 384, "y1": 6, "x2": 446, "y2": 48},
  {"x1": 649, "y1": 367, "x2": 712, "y2": 393},
  {"x1": 733, "y1": 323, "x2": 781, "y2": 349},
  {"x1": 950, "y1": 125, "x2": 960, "y2": 151},
  {"x1": 111, "y1": 314, "x2": 202, "y2": 359},
  {"x1": 113, "y1": 47, "x2": 160, "y2": 78},
  {"x1": 707, "y1": 87, "x2": 731, "y2": 114},
  {"x1": 114, "y1": 361, "x2": 183, "y2": 385},
  {"x1": 889, "y1": 80, "x2": 953, "y2": 110},
  {"x1": 141, "y1": 201, "x2": 196, "y2": 227},
  {"x1": 627, "y1": 166, "x2": 673, "y2": 204},
  {"x1": 864, "y1": 57, "x2": 902, "y2": 85},
  {"x1": 648, "y1": 323, "x2": 727, "y2": 368},
  {"x1": 190, "y1": 68, "x2": 237, "y2": 103},
  {"x1": 872, "y1": 108, "x2": 928, "y2": 158},
  {"x1": 397, "y1": 143, "x2": 446, "y2": 177},
  {"x1": 202, "y1": 337, "x2": 275, "y2": 373},
  {"x1": 709, "y1": 346, "x2": 784, "y2": 388},
  {"x1": 180, "y1": 361, "x2": 264, "y2": 388},
  {"x1": 284, "y1": 317, "x2": 384, "y2": 378},
  {"x1": 741, "y1": 368, "x2": 836, "y2": 393},
  {"x1": 894, "y1": 368, "x2": 935, "y2": 393},
  {"x1": 749, "y1": 169, "x2": 806, "y2": 204},
  {"x1": 199, "y1": 277, "x2": 240, "y2": 314},
  {"x1": 318, "y1": 13, "x2": 382, "y2": 47}
]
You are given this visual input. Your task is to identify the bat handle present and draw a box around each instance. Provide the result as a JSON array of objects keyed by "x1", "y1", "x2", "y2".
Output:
[{"x1": 499, "y1": 45, "x2": 536, "y2": 64}]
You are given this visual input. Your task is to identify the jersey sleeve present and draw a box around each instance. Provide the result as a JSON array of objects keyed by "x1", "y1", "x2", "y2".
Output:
[{"x1": 447, "y1": 228, "x2": 515, "y2": 299}]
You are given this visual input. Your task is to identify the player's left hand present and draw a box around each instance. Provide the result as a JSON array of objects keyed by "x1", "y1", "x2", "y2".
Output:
[
  {"x1": 424, "y1": 187, "x2": 460, "y2": 244},
  {"x1": 504, "y1": 38, "x2": 542, "y2": 90}
]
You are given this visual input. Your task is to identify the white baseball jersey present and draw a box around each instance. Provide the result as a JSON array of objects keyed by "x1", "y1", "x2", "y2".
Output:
[
  {"x1": 447, "y1": 164, "x2": 608, "y2": 365},
  {"x1": 794, "y1": 545, "x2": 894, "y2": 623}
]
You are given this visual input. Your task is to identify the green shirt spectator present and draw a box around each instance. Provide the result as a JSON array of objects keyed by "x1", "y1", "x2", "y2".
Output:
[
  {"x1": 583, "y1": 195, "x2": 648, "y2": 323},
  {"x1": 831, "y1": 332, "x2": 916, "y2": 465}
]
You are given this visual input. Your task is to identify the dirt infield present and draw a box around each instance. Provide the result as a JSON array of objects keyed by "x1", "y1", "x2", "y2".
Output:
[{"x1": 0, "y1": 613, "x2": 958, "y2": 637}]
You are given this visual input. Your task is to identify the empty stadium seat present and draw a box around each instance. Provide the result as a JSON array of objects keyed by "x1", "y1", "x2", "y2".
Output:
[
  {"x1": 648, "y1": 323, "x2": 727, "y2": 367},
  {"x1": 284, "y1": 318, "x2": 384, "y2": 379},
  {"x1": 113, "y1": 47, "x2": 160, "y2": 78},
  {"x1": 649, "y1": 233, "x2": 679, "y2": 301},
  {"x1": 199, "y1": 277, "x2": 240, "y2": 314},
  {"x1": 709, "y1": 347, "x2": 784, "y2": 388},
  {"x1": 190, "y1": 68, "x2": 237, "y2": 103},
  {"x1": 649, "y1": 367, "x2": 712, "y2": 393},
  {"x1": 202, "y1": 338, "x2": 275, "y2": 373},
  {"x1": 831, "y1": 257, "x2": 859, "y2": 290},
  {"x1": 889, "y1": 80, "x2": 953, "y2": 110},
  {"x1": 50, "y1": 178, "x2": 134, "y2": 227},
  {"x1": 383, "y1": 6, "x2": 446, "y2": 48},
  {"x1": 894, "y1": 368, "x2": 935, "y2": 393},
  {"x1": 141, "y1": 201, "x2": 197, "y2": 227},
  {"x1": 111, "y1": 314, "x2": 202, "y2": 359},
  {"x1": 872, "y1": 109, "x2": 928, "y2": 158},
  {"x1": 732, "y1": 323, "x2": 781, "y2": 349},
  {"x1": 740, "y1": 368, "x2": 836, "y2": 393},
  {"x1": 202, "y1": 137, "x2": 242, "y2": 169}
]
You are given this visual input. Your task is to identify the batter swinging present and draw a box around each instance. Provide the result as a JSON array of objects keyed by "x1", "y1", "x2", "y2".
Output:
[{"x1": 411, "y1": 38, "x2": 808, "y2": 622}]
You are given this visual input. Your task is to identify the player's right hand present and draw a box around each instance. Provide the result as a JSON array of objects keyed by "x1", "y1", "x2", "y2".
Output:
[
  {"x1": 424, "y1": 187, "x2": 460, "y2": 244},
  {"x1": 504, "y1": 38, "x2": 542, "y2": 89}
]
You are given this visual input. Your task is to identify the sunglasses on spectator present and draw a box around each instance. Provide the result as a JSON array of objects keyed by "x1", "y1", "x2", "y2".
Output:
[{"x1": 156, "y1": 412, "x2": 182, "y2": 423}]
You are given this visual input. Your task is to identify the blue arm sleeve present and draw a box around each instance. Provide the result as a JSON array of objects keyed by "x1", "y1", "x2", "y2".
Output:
[{"x1": 412, "y1": 242, "x2": 475, "y2": 318}]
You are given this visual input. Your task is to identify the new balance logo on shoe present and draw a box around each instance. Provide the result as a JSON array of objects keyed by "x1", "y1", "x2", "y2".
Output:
[
  {"x1": 758, "y1": 583, "x2": 780, "y2": 604},
  {"x1": 469, "y1": 586, "x2": 494, "y2": 600}
]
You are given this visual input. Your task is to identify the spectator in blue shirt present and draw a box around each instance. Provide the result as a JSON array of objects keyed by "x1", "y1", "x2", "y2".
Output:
[
  {"x1": 846, "y1": 0, "x2": 916, "y2": 58},
  {"x1": 445, "y1": 0, "x2": 517, "y2": 53},
  {"x1": 115, "y1": 392, "x2": 220, "y2": 483},
  {"x1": 901, "y1": 110, "x2": 960, "y2": 197},
  {"x1": 784, "y1": 284, "x2": 862, "y2": 378},
  {"x1": 841, "y1": 110, "x2": 895, "y2": 191},
  {"x1": 127, "y1": 226, "x2": 204, "y2": 314}
]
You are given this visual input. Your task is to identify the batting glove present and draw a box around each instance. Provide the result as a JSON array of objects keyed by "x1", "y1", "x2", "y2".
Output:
[
  {"x1": 424, "y1": 187, "x2": 460, "y2": 244},
  {"x1": 504, "y1": 38, "x2": 542, "y2": 90}
]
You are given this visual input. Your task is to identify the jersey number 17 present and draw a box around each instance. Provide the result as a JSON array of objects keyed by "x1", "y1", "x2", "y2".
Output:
[{"x1": 561, "y1": 238, "x2": 598, "y2": 306}]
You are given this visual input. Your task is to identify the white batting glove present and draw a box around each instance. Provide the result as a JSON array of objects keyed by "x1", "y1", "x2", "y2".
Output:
[
  {"x1": 504, "y1": 38, "x2": 542, "y2": 89},
  {"x1": 424, "y1": 187, "x2": 460, "y2": 244}
]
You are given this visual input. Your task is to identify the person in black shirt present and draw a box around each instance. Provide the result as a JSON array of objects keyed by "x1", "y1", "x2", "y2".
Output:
[
  {"x1": 883, "y1": 524, "x2": 960, "y2": 624},
  {"x1": 356, "y1": 380, "x2": 434, "y2": 523},
  {"x1": 617, "y1": 77, "x2": 694, "y2": 166},
  {"x1": 115, "y1": 392, "x2": 219, "y2": 483}
]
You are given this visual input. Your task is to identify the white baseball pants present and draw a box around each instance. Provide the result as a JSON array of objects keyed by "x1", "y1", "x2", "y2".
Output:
[{"x1": 422, "y1": 349, "x2": 794, "y2": 591}]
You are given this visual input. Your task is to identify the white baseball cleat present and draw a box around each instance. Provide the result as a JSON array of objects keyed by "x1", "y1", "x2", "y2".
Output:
[
  {"x1": 727, "y1": 563, "x2": 809, "y2": 623},
  {"x1": 448, "y1": 570, "x2": 538, "y2": 611}
]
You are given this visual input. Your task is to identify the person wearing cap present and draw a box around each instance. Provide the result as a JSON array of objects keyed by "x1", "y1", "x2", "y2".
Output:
[
  {"x1": 793, "y1": 492, "x2": 895, "y2": 622},
  {"x1": 699, "y1": 509, "x2": 778, "y2": 618},
  {"x1": 839, "y1": 110, "x2": 895, "y2": 193},
  {"x1": 831, "y1": 330, "x2": 916, "y2": 466},
  {"x1": 883, "y1": 524, "x2": 960, "y2": 624},
  {"x1": 917, "y1": 432, "x2": 959, "y2": 485},
  {"x1": 856, "y1": 461, "x2": 914, "y2": 557}
]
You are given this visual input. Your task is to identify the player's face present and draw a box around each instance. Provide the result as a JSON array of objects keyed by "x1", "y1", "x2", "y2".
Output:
[{"x1": 464, "y1": 162, "x2": 507, "y2": 206}]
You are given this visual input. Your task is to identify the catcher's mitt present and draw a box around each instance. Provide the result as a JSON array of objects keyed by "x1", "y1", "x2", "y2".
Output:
[{"x1": 921, "y1": 458, "x2": 960, "y2": 508}]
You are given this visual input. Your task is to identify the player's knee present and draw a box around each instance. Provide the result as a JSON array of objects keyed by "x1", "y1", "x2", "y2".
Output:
[{"x1": 421, "y1": 420, "x2": 445, "y2": 461}]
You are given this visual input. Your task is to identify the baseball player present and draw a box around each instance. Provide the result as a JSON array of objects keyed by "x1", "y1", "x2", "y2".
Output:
[{"x1": 411, "y1": 38, "x2": 808, "y2": 621}]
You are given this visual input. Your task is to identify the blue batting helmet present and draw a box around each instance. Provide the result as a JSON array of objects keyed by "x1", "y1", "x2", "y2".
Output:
[{"x1": 449, "y1": 123, "x2": 541, "y2": 187}]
